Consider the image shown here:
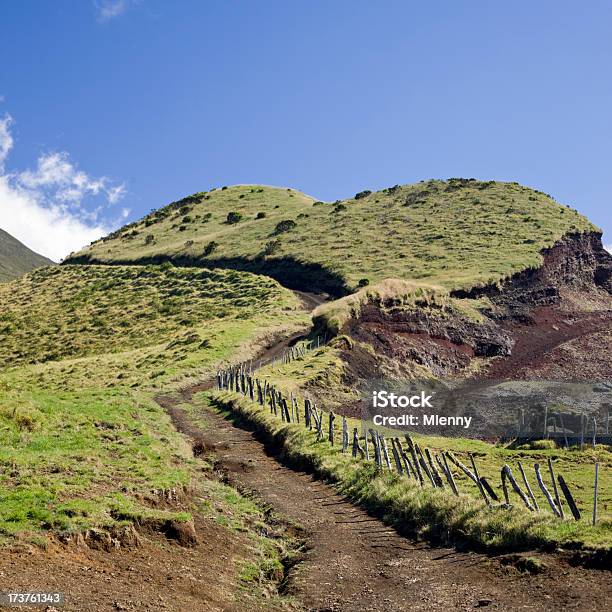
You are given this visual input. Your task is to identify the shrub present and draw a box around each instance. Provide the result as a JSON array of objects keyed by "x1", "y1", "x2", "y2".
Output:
[
  {"x1": 354, "y1": 190, "x2": 372, "y2": 200},
  {"x1": 182, "y1": 216, "x2": 193, "y2": 223},
  {"x1": 204, "y1": 241, "x2": 218, "y2": 256},
  {"x1": 358, "y1": 278, "x2": 370, "y2": 287},
  {"x1": 144, "y1": 235, "x2": 155, "y2": 246},
  {"x1": 264, "y1": 240, "x2": 281, "y2": 256},
  {"x1": 332, "y1": 203, "x2": 347, "y2": 213},
  {"x1": 226, "y1": 211, "x2": 242, "y2": 224},
  {"x1": 273, "y1": 219, "x2": 296, "y2": 235},
  {"x1": 256, "y1": 212, "x2": 266, "y2": 219}
]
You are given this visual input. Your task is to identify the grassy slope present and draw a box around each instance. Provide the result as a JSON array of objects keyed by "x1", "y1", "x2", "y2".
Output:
[
  {"x1": 69, "y1": 180, "x2": 597, "y2": 292},
  {"x1": 0, "y1": 264, "x2": 307, "y2": 540},
  {"x1": 0, "y1": 228, "x2": 53, "y2": 283}
]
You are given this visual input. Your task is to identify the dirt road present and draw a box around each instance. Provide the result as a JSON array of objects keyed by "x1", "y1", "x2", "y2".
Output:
[{"x1": 157, "y1": 384, "x2": 612, "y2": 611}]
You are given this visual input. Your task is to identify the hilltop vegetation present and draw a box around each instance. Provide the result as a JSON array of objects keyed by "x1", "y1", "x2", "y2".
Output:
[
  {"x1": 0, "y1": 264, "x2": 299, "y2": 368},
  {"x1": 68, "y1": 180, "x2": 597, "y2": 294},
  {"x1": 0, "y1": 264, "x2": 306, "y2": 540},
  {"x1": 0, "y1": 228, "x2": 53, "y2": 282}
]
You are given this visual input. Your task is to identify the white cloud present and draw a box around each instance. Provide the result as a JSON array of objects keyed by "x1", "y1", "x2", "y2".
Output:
[
  {"x1": 605, "y1": 244, "x2": 612, "y2": 254},
  {"x1": 0, "y1": 114, "x2": 13, "y2": 169},
  {"x1": 0, "y1": 114, "x2": 127, "y2": 262},
  {"x1": 95, "y1": 0, "x2": 128, "y2": 22}
]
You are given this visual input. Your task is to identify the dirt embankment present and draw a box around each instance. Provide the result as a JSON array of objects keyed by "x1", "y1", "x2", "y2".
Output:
[{"x1": 337, "y1": 232, "x2": 612, "y2": 383}]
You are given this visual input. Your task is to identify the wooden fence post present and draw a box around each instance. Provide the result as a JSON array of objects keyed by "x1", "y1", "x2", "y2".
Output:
[
  {"x1": 479, "y1": 477, "x2": 499, "y2": 502},
  {"x1": 369, "y1": 429, "x2": 381, "y2": 467},
  {"x1": 405, "y1": 435, "x2": 424, "y2": 485},
  {"x1": 469, "y1": 454, "x2": 489, "y2": 505},
  {"x1": 557, "y1": 475, "x2": 580, "y2": 521},
  {"x1": 342, "y1": 417, "x2": 348, "y2": 453},
  {"x1": 316, "y1": 407, "x2": 324, "y2": 441},
  {"x1": 441, "y1": 452, "x2": 459, "y2": 495},
  {"x1": 328, "y1": 411, "x2": 335, "y2": 445},
  {"x1": 501, "y1": 465, "x2": 533, "y2": 510},
  {"x1": 547, "y1": 458, "x2": 564, "y2": 518},
  {"x1": 424, "y1": 447, "x2": 444, "y2": 488},
  {"x1": 394, "y1": 438, "x2": 413, "y2": 479},
  {"x1": 352, "y1": 428, "x2": 364, "y2": 458},
  {"x1": 517, "y1": 461, "x2": 539, "y2": 511},
  {"x1": 380, "y1": 434, "x2": 392, "y2": 470},
  {"x1": 445, "y1": 452, "x2": 477, "y2": 484},
  {"x1": 534, "y1": 463, "x2": 561, "y2": 517},
  {"x1": 415, "y1": 444, "x2": 436, "y2": 487},
  {"x1": 593, "y1": 462, "x2": 599, "y2": 526}
]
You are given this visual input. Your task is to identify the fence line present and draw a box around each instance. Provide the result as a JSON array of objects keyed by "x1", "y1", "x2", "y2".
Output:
[{"x1": 215, "y1": 362, "x2": 604, "y2": 525}]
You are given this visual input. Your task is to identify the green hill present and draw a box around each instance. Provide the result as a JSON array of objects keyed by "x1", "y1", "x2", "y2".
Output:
[
  {"x1": 67, "y1": 180, "x2": 597, "y2": 294},
  {"x1": 0, "y1": 228, "x2": 53, "y2": 282},
  {"x1": 0, "y1": 264, "x2": 305, "y2": 538}
]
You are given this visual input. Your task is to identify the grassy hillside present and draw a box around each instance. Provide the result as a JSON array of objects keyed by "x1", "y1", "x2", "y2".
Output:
[
  {"x1": 0, "y1": 228, "x2": 53, "y2": 282},
  {"x1": 0, "y1": 264, "x2": 299, "y2": 368},
  {"x1": 0, "y1": 264, "x2": 306, "y2": 540},
  {"x1": 67, "y1": 180, "x2": 597, "y2": 294}
]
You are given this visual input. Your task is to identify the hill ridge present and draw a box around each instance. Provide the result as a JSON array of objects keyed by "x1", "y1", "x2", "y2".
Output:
[
  {"x1": 65, "y1": 179, "x2": 599, "y2": 295},
  {"x1": 0, "y1": 228, "x2": 54, "y2": 282}
]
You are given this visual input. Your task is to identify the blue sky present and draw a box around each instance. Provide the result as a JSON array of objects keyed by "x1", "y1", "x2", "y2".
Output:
[{"x1": 0, "y1": 0, "x2": 610, "y2": 260}]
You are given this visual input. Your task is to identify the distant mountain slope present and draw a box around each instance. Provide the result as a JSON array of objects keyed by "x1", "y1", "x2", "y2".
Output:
[
  {"x1": 0, "y1": 228, "x2": 53, "y2": 282},
  {"x1": 66, "y1": 180, "x2": 599, "y2": 295}
]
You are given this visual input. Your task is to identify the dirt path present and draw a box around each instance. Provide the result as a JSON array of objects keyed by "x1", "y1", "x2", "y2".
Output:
[{"x1": 157, "y1": 386, "x2": 612, "y2": 611}]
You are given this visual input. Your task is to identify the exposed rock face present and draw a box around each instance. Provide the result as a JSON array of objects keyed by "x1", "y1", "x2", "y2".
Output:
[
  {"x1": 340, "y1": 232, "x2": 612, "y2": 381},
  {"x1": 356, "y1": 304, "x2": 513, "y2": 357},
  {"x1": 452, "y1": 232, "x2": 612, "y2": 319}
]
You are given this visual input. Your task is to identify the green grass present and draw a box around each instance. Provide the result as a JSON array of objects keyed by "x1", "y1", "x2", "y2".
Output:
[
  {"x1": 207, "y1": 390, "x2": 611, "y2": 552},
  {"x1": 0, "y1": 264, "x2": 301, "y2": 368},
  {"x1": 67, "y1": 180, "x2": 597, "y2": 293},
  {"x1": 0, "y1": 264, "x2": 307, "y2": 540}
]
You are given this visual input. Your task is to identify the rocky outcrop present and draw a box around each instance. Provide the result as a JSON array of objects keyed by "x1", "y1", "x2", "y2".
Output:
[
  {"x1": 339, "y1": 231, "x2": 611, "y2": 380},
  {"x1": 451, "y1": 232, "x2": 612, "y2": 319}
]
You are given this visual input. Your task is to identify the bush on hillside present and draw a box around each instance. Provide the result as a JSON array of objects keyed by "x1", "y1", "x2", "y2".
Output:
[
  {"x1": 273, "y1": 219, "x2": 296, "y2": 235},
  {"x1": 264, "y1": 240, "x2": 281, "y2": 256},
  {"x1": 256, "y1": 211, "x2": 266, "y2": 219},
  {"x1": 204, "y1": 241, "x2": 218, "y2": 256},
  {"x1": 354, "y1": 190, "x2": 372, "y2": 200},
  {"x1": 226, "y1": 211, "x2": 242, "y2": 224}
]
